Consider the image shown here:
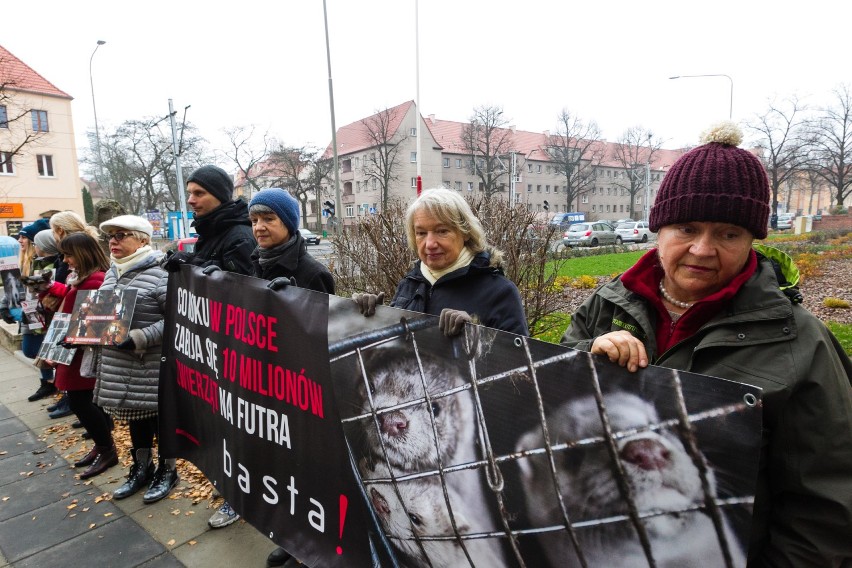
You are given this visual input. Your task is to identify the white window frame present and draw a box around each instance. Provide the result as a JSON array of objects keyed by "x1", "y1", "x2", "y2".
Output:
[
  {"x1": 411, "y1": 177, "x2": 417, "y2": 187},
  {"x1": 345, "y1": 205, "x2": 355, "y2": 218},
  {"x1": 36, "y1": 154, "x2": 54, "y2": 177},
  {"x1": 0, "y1": 151, "x2": 13, "y2": 174},
  {"x1": 443, "y1": 157, "x2": 450, "y2": 168},
  {"x1": 410, "y1": 152, "x2": 417, "y2": 163}
]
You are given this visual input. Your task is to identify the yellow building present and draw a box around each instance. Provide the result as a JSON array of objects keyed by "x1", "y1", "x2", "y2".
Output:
[{"x1": 1, "y1": 44, "x2": 84, "y2": 236}]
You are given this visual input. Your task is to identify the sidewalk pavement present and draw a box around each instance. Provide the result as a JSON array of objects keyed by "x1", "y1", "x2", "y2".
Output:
[{"x1": 0, "y1": 327, "x2": 277, "y2": 567}]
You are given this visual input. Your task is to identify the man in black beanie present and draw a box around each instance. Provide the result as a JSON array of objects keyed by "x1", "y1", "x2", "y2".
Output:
[{"x1": 164, "y1": 164, "x2": 255, "y2": 276}]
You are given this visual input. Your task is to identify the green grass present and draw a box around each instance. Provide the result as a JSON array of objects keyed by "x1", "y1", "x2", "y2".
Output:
[
  {"x1": 555, "y1": 250, "x2": 644, "y2": 278},
  {"x1": 532, "y1": 312, "x2": 572, "y2": 343},
  {"x1": 826, "y1": 322, "x2": 852, "y2": 355}
]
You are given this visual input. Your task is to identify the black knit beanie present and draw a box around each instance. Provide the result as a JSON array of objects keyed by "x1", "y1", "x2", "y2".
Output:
[
  {"x1": 186, "y1": 165, "x2": 234, "y2": 204},
  {"x1": 649, "y1": 122, "x2": 770, "y2": 239}
]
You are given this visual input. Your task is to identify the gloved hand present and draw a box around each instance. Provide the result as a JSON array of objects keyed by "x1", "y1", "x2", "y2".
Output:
[
  {"x1": 202, "y1": 265, "x2": 221, "y2": 275},
  {"x1": 439, "y1": 308, "x2": 472, "y2": 337},
  {"x1": 1, "y1": 307, "x2": 15, "y2": 325},
  {"x1": 113, "y1": 336, "x2": 135, "y2": 350},
  {"x1": 352, "y1": 292, "x2": 384, "y2": 317},
  {"x1": 267, "y1": 277, "x2": 297, "y2": 291},
  {"x1": 163, "y1": 251, "x2": 192, "y2": 273}
]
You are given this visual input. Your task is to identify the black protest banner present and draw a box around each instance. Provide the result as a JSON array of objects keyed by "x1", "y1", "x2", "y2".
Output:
[
  {"x1": 158, "y1": 267, "x2": 371, "y2": 566},
  {"x1": 160, "y1": 266, "x2": 763, "y2": 568}
]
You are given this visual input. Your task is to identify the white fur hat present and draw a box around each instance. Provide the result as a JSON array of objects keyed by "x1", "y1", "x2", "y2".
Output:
[{"x1": 100, "y1": 215, "x2": 154, "y2": 238}]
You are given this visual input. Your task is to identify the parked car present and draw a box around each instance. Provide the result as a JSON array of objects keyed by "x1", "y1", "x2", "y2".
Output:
[
  {"x1": 615, "y1": 221, "x2": 653, "y2": 243},
  {"x1": 549, "y1": 212, "x2": 586, "y2": 231},
  {"x1": 177, "y1": 237, "x2": 198, "y2": 253},
  {"x1": 299, "y1": 228, "x2": 321, "y2": 245},
  {"x1": 562, "y1": 222, "x2": 622, "y2": 247},
  {"x1": 770, "y1": 213, "x2": 794, "y2": 231}
]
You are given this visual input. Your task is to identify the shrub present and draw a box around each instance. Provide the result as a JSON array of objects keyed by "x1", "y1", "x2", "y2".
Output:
[{"x1": 570, "y1": 275, "x2": 599, "y2": 289}]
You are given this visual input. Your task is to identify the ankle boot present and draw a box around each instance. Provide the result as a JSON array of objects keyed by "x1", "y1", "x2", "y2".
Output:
[
  {"x1": 113, "y1": 449, "x2": 154, "y2": 500},
  {"x1": 142, "y1": 462, "x2": 180, "y2": 503},
  {"x1": 74, "y1": 446, "x2": 99, "y2": 468},
  {"x1": 79, "y1": 445, "x2": 118, "y2": 480}
]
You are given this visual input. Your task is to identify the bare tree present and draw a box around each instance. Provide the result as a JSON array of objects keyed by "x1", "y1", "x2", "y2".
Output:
[
  {"x1": 806, "y1": 84, "x2": 852, "y2": 212},
  {"x1": 546, "y1": 109, "x2": 606, "y2": 212},
  {"x1": 747, "y1": 97, "x2": 810, "y2": 222},
  {"x1": 361, "y1": 107, "x2": 405, "y2": 210},
  {"x1": 461, "y1": 105, "x2": 515, "y2": 199},
  {"x1": 266, "y1": 145, "x2": 332, "y2": 227},
  {"x1": 610, "y1": 127, "x2": 661, "y2": 219},
  {"x1": 0, "y1": 61, "x2": 48, "y2": 195},
  {"x1": 92, "y1": 118, "x2": 208, "y2": 214},
  {"x1": 220, "y1": 125, "x2": 277, "y2": 196}
]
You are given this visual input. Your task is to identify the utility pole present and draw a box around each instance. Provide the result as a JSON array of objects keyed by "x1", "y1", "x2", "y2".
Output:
[
  {"x1": 168, "y1": 99, "x2": 190, "y2": 239},
  {"x1": 323, "y1": 0, "x2": 342, "y2": 234}
]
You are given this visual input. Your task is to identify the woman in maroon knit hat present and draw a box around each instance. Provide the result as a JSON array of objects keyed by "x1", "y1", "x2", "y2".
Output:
[{"x1": 562, "y1": 122, "x2": 852, "y2": 566}]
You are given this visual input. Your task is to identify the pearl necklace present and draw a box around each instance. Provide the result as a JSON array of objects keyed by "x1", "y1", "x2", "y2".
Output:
[{"x1": 659, "y1": 281, "x2": 693, "y2": 309}]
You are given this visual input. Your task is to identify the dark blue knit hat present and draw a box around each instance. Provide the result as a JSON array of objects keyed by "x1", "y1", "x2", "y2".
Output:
[
  {"x1": 19, "y1": 218, "x2": 51, "y2": 241},
  {"x1": 249, "y1": 188, "x2": 300, "y2": 235}
]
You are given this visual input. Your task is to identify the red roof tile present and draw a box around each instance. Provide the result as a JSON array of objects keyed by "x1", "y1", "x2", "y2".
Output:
[{"x1": 0, "y1": 44, "x2": 71, "y2": 100}]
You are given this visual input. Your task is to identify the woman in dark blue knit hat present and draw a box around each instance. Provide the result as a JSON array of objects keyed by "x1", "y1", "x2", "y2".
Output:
[
  {"x1": 243, "y1": 188, "x2": 334, "y2": 567},
  {"x1": 561, "y1": 122, "x2": 852, "y2": 566}
]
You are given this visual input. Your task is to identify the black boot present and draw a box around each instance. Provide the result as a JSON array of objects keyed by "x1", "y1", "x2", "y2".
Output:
[
  {"x1": 28, "y1": 382, "x2": 57, "y2": 402},
  {"x1": 79, "y1": 445, "x2": 118, "y2": 480},
  {"x1": 142, "y1": 461, "x2": 179, "y2": 503},
  {"x1": 267, "y1": 547, "x2": 292, "y2": 567},
  {"x1": 47, "y1": 393, "x2": 68, "y2": 412},
  {"x1": 113, "y1": 449, "x2": 154, "y2": 500}
]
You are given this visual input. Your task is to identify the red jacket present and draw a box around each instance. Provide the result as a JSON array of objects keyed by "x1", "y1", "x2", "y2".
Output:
[{"x1": 53, "y1": 272, "x2": 105, "y2": 391}]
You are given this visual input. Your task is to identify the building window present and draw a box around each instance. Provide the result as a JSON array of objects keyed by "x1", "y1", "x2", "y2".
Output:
[
  {"x1": 443, "y1": 157, "x2": 450, "y2": 168},
  {"x1": 527, "y1": 163, "x2": 533, "y2": 173},
  {"x1": 0, "y1": 106, "x2": 7, "y2": 128},
  {"x1": 410, "y1": 128, "x2": 417, "y2": 136},
  {"x1": 410, "y1": 152, "x2": 417, "y2": 162},
  {"x1": 411, "y1": 177, "x2": 417, "y2": 187},
  {"x1": 536, "y1": 165, "x2": 542, "y2": 173},
  {"x1": 592, "y1": 204, "x2": 596, "y2": 212},
  {"x1": 620, "y1": 204, "x2": 625, "y2": 212},
  {"x1": 443, "y1": 180, "x2": 451, "y2": 189},
  {"x1": 371, "y1": 179, "x2": 377, "y2": 190},
  {"x1": 454, "y1": 181, "x2": 462, "y2": 190},
  {"x1": 636, "y1": 195, "x2": 642, "y2": 204},
  {"x1": 545, "y1": 185, "x2": 550, "y2": 193},
  {"x1": 467, "y1": 182, "x2": 474, "y2": 191},
  {"x1": 536, "y1": 185, "x2": 541, "y2": 192},
  {"x1": 0, "y1": 151, "x2": 13, "y2": 174},
  {"x1": 31, "y1": 110, "x2": 49, "y2": 132},
  {"x1": 546, "y1": 166, "x2": 551, "y2": 174},
  {"x1": 456, "y1": 159, "x2": 462, "y2": 168},
  {"x1": 345, "y1": 205, "x2": 355, "y2": 217},
  {"x1": 582, "y1": 195, "x2": 589, "y2": 204},
  {"x1": 36, "y1": 154, "x2": 54, "y2": 177},
  {"x1": 527, "y1": 184, "x2": 532, "y2": 192},
  {"x1": 355, "y1": 181, "x2": 360, "y2": 192}
]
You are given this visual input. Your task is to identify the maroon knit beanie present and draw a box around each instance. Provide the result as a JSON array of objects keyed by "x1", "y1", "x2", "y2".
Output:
[{"x1": 649, "y1": 122, "x2": 770, "y2": 239}]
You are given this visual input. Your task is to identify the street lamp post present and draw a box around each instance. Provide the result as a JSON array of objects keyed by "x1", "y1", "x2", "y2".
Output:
[
  {"x1": 89, "y1": 40, "x2": 106, "y2": 180},
  {"x1": 669, "y1": 74, "x2": 733, "y2": 119}
]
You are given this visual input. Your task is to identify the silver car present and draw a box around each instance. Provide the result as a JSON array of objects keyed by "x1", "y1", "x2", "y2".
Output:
[
  {"x1": 615, "y1": 221, "x2": 653, "y2": 243},
  {"x1": 562, "y1": 222, "x2": 622, "y2": 247}
]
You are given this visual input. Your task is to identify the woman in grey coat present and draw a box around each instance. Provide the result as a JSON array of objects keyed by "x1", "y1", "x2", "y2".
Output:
[{"x1": 92, "y1": 215, "x2": 178, "y2": 503}]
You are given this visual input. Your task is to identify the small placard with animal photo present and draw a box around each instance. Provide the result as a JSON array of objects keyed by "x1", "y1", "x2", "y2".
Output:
[
  {"x1": 65, "y1": 289, "x2": 138, "y2": 345},
  {"x1": 34, "y1": 313, "x2": 76, "y2": 366}
]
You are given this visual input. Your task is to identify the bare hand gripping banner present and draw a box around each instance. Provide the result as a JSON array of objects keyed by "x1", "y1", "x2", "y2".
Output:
[{"x1": 160, "y1": 267, "x2": 762, "y2": 567}]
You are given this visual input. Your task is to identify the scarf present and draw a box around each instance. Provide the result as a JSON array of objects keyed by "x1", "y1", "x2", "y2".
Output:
[
  {"x1": 256, "y1": 237, "x2": 298, "y2": 271},
  {"x1": 112, "y1": 245, "x2": 153, "y2": 278},
  {"x1": 419, "y1": 247, "x2": 475, "y2": 285}
]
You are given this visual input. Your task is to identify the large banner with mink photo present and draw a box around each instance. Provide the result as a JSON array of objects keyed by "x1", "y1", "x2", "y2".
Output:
[{"x1": 160, "y1": 267, "x2": 762, "y2": 568}]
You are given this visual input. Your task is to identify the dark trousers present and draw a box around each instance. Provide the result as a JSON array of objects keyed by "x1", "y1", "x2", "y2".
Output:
[
  {"x1": 67, "y1": 390, "x2": 112, "y2": 447},
  {"x1": 21, "y1": 334, "x2": 54, "y2": 382},
  {"x1": 129, "y1": 416, "x2": 158, "y2": 450}
]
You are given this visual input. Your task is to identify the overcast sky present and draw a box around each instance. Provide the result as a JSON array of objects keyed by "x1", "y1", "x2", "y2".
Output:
[{"x1": 3, "y1": 0, "x2": 849, "y2": 171}]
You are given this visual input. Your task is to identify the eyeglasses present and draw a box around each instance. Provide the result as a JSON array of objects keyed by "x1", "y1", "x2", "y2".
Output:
[{"x1": 106, "y1": 232, "x2": 134, "y2": 242}]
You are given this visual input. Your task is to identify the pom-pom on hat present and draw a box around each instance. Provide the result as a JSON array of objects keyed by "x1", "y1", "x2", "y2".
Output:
[
  {"x1": 249, "y1": 188, "x2": 300, "y2": 236},
  {"x1": 649, "y1": 121, "x2": 770, "y2": 239},
  {"x1": 100, "y1": 215, "x2": 154, "y2": 239},
  {"x1": 186, "y1": 165, "x2": 234, "y2": 205}
]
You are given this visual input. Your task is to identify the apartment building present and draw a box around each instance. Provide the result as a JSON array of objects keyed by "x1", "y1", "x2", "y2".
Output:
[
  {"x1": 0, "y1": 45, "x2": 84, "y2": 236},
  {"x1": 321, "y1": 100, "x2": 685, "y2": 227}
]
